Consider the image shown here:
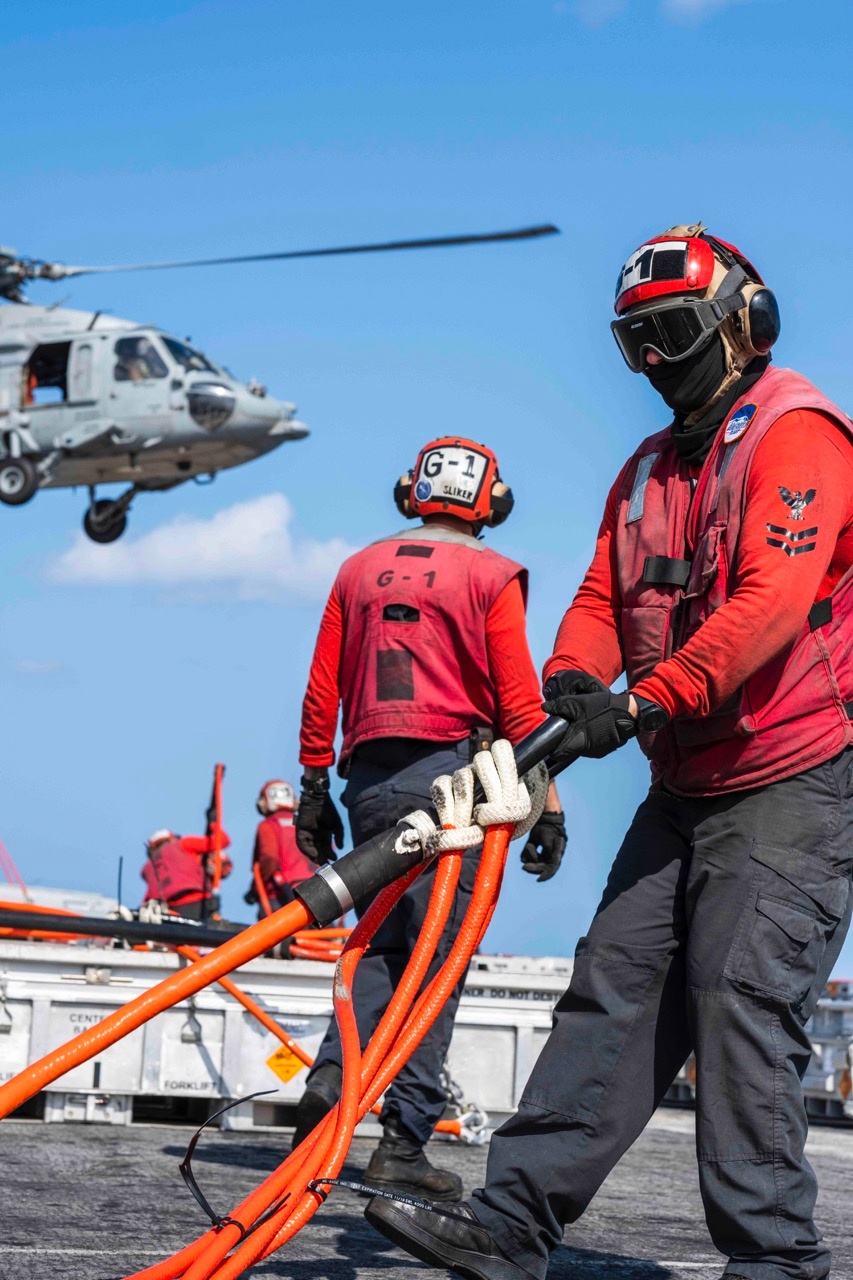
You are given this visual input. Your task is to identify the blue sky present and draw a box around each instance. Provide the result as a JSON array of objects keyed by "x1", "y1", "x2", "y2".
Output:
[{"x1": 3, "y1": 0, "x2": 853, "y2": 970}]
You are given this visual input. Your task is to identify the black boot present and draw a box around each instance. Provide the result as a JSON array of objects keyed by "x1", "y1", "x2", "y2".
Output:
[
  {"x1": 365, "y1": 1196, "x2": 532, "y2": 1280},
  {"x1": 364, "y1": 1116, "x2": 464, "y2": 1203},
  {"x1": 291, "y1": 1062, "x2": 342, "y2": 1150}
]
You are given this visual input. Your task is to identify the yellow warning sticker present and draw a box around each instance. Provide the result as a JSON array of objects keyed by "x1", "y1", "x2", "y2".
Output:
[{"x1": 266, "y1": 1046, "x2": 306, "y2": 1084}]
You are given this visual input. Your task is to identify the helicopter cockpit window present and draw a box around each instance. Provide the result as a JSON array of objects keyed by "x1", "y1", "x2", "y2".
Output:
[
  {"x1": 162, "y1": 337, "x2": 217, "y2": 374},
  {"x1": 25, "y1": 342, "x2": 71, "y2": 406},
  {"x1": 114, "y1": 336, "x2": 168, "y2": 382}
]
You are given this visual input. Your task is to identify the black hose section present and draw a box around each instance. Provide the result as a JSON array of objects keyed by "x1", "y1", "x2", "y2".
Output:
[
  {"x1": 0, "y1": 908, "x2": 245, "y2": 949},
  {"x1": 294, "y1": 827, "x2": 420, "y2": 924},
  {"x1": 297, "y1": 716, "x2": 577, "y2": 925}
]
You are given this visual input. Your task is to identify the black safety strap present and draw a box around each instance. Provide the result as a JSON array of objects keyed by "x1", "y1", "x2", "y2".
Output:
[
  {"x1": 809, "y1": 598, "x2": 832, "y2": 630},
  {"x1": 469, "y1": 725, "x2": 495, "y2": 760},
  {"x1": 806, "y1": 599, "x2": 853, "y2": 718},
  {"x1": 642, "y1": 555, "x2": 692, "y2": 588},
  {"x1": 307, "y1": 1178, "x2": 477, "y2": 1225},
  {"x1": 179, "y1": 1091, "x2": 289, "y2": 1236}
]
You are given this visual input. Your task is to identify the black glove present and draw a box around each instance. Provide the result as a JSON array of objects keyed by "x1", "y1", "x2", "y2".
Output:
[
  {"x1": 295, "y1": 775, "x2": 345, "y2": 864},
  {"x1": 541, "y1": 688, "x2": 637, "y2": 761},
  {"x1": 544, "y1": 668, "x2": 609, "y2": 697},
  {"x1": 520, "y1": 811, "x2": 567, "y2": 882}
]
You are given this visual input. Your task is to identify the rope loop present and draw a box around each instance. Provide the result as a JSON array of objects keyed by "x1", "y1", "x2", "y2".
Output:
[{"x1": 393, "y1": 738, "x2": 548, "y2": 858}]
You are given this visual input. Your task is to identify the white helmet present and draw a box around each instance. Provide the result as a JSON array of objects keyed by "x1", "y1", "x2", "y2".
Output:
[
  {"x1": 147, "y1": 828, "x2": 174, "y2": 850},
  {"x1": 257, "y1": 779, "x2": 297, "y2": 816}
]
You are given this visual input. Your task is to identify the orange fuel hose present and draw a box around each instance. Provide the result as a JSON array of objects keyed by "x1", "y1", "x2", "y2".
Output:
[
  {"x1": 0, "y1": 719, "x2": 563, "y2": 1276},
  {"x1": 0, "y1": 898, "x2": 312, "y2": 1120},
  {"x1": 125, "y1": 864, "x2": 429, "y2": 1280},
  {"x1": 163, "y1": 858, "x2": 452, "y2": 1280},
  {"x1": 128, "y1": 824, "x2": 511, "y2": 1280},
  {"x1": 175, "y1": 946, "x2": 314, "y2": 1069},
  {"x1": 252, "y1": 864, "x2": 274, "y2": 918},
  {"x1": 214, "y1": 828, "x2": 509, "y2": 1280}
]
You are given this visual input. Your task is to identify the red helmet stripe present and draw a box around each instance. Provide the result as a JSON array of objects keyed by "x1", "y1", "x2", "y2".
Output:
[{"x1": 615, "y1": 236, "x2": 716, "y2": 315}]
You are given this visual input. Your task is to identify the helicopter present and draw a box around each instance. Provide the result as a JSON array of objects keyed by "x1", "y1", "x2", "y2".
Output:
[{"x1": 0, "y1": 225, "x2": 558, "y2": 542}]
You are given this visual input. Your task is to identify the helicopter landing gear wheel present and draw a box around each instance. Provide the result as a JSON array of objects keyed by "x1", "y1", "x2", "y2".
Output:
[
  {"x1": 83, "y1": 500, "x2": 128, "y2": 544},
  {"x1": 0, "y1": 457, "x2": 39, "y2": 506}
]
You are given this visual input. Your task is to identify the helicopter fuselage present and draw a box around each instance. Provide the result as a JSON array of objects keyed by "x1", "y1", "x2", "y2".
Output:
[{"x1": 0, "y1": 304, "x2": 307, "y2": 510}]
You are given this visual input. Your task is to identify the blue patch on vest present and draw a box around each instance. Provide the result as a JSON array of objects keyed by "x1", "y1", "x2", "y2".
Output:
[{"x1": 724, "y1": 403, "x2": 757, "y2": 444}]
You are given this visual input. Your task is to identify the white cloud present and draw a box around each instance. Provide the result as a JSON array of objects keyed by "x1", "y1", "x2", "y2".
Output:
[
  {"x1": 12, "y1": 659, "x2": 64, "y2": 676},
  {"x1": 661, "y1": 0, "x2": 751, "y2": 22},
  {"x1": 46, "y1": 493, "x2": 357, "y2": 603}
]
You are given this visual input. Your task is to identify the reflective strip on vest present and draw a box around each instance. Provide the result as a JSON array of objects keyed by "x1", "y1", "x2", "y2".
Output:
[{"x1": 627, "y1": 453, "x2": 658, "y2": 524}]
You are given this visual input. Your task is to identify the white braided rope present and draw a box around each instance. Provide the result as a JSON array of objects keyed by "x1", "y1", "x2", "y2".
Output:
[{"x1": 393, "y1": 738, "x2": 549, "y2": 857}]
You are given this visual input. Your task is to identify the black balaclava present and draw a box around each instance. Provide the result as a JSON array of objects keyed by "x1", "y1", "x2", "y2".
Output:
[
  {"x1": 644, "y1": 334, "x2": 727, "y2": 417},
  {"x1": 645, "y1": 337, "x2": 771, "y2": 465}
]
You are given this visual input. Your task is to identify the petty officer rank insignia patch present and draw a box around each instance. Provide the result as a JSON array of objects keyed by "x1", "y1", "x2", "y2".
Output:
[
  {"x1": 778, "y1": 485, "x2": 817, "y2": 521},
  {"x1": 724, "y1": 403, "x2": 757, "y2": 444}
]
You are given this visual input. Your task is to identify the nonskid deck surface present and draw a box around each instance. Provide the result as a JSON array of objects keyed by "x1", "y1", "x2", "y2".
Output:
[{"x1": 2, "y1": 1111, "x2": 852, "y2": 1280}]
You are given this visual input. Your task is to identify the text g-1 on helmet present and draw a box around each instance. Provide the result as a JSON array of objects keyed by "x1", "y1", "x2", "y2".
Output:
[
  {"x1": 257, "y1": 779, "x2": 297, "y2": 816},
  {"x1": 393, "y1": 437, "x2": 514, "y2": 527},
  {"x1": 610, "y1": 224, "x2": 781, "y2": 373}
]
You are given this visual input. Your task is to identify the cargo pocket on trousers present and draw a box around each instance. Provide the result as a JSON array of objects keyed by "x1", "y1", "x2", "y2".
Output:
[{"x1": 724, "y1": 840, "x2": 850, "y2": 1007}]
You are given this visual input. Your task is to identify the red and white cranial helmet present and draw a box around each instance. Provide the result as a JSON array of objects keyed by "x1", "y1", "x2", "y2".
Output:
[
  {"x1": 394, "y1": 437, "x2": 514, "y2": 528},
  {"x1": 611, "y1": 223, "x2": 779, "y2": 374},
  {"x1": 257, "y1": 779, "x2": 297, "y2": 816},
  {"x1": 147, "y1": 828, "x2": 174, "y2": 849}
]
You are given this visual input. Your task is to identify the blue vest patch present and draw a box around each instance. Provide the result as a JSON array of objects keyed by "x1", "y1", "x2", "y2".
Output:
[{"x1": 724, "y1": 403, "x2": 757, "y2": 444}]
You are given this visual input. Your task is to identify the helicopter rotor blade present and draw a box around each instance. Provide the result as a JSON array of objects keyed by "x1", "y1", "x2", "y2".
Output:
[{"x1": 43, "y1": 224, "x2": 560, "y2": 281}]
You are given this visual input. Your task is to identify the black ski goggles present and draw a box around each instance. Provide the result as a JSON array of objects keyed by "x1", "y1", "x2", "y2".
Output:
[{"x1": 611, "y1": 292, "x2": 743, "y2": 373}]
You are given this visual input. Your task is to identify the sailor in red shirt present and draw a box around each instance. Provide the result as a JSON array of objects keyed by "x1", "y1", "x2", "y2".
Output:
[
  {"x1": 248, "y1": 779, "x2": 314, "y2": 917},
  {"x1": 293, "y1": 436, "x2": 564, "y2": 1201},
  {"x1": 141, "y1": 825, "x2": 232, "y2": 921},
  {"x1": 366, "y1": 231, "x2": 853, "y2": 1280}
]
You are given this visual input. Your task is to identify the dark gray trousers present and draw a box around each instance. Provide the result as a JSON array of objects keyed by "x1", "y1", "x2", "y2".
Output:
[
  {"x1": 310, "y1": 738, "x2": 479, "y2": 1146},
  {"x1": 473, "y1": 749, "x2": 853, "y2": 1280}
]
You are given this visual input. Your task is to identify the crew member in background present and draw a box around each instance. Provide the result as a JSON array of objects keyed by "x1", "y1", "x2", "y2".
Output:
[
  {"x1": 247, "y1": 779, "x2": 314, "y2": 917},
  {"x1": 293, "y1": 436, "x2": 566, "y2": 1202},
  {"x1": 141, "y1": 825, "x2": 232, "y2": 921},
  {"x1": 366, "y1": 228, "x2": 853, "y2": 1280}
]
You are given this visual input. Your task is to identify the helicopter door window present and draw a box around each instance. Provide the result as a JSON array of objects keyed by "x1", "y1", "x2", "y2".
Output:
[
  {"x1": 113, "y1": 336, "x2": 168, "y2": 382},
  {"x1": 25, "y1": 341, "x2": 71, "y2": 407},
  {"x1": 70, "y1": 344, "x2": 93, "y2": 401},
  {"x1": 162, "y1": 336, "x2": 217, "y2": 373}
]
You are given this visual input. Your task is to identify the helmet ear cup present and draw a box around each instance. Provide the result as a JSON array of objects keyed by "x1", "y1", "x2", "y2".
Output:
[
  {"x1": 484, "y1": 480, "x2": 514, "y2": 528},
  {"x1": 394, "y1": 470, "x2": 415, "y2": 519},
  {"x1": 736, "y1": 284, "x2": 781, "y2": 357}
]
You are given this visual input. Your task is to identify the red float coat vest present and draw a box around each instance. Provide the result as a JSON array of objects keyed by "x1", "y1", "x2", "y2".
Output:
[
  {"x1": 615, "y1": 366, "x2": 853, "y2": 795},
  {"x1": 142, "y1": 840, "x2": 207, "y2": 904},
  {"x1": 255, "y1": 815, "x2": 315, "y2": 887},
  {"x1": 335, "y1": 527, "x2": 526, "y2": 762}
]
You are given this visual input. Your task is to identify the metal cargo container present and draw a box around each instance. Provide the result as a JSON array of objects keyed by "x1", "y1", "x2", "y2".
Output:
[{"x1": 0, "y1": 940, "x2": 572, "y2": 1132}]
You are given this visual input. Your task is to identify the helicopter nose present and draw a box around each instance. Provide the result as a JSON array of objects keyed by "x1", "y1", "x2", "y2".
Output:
[
  {"x1": 260, "y1": 396, "x2": 309, "y2": 440},
  {"x1": 268, "y1": 415, "x2": 309, "y2": 440}
]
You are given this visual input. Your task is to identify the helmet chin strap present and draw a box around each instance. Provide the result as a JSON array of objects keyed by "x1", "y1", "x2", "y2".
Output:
[
  {"x1": 681, "y1": 330, "x2": 744, "y2": 426},
  {"x1": 681, "y1": 262, "x2": 753, "y2": 426}
]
